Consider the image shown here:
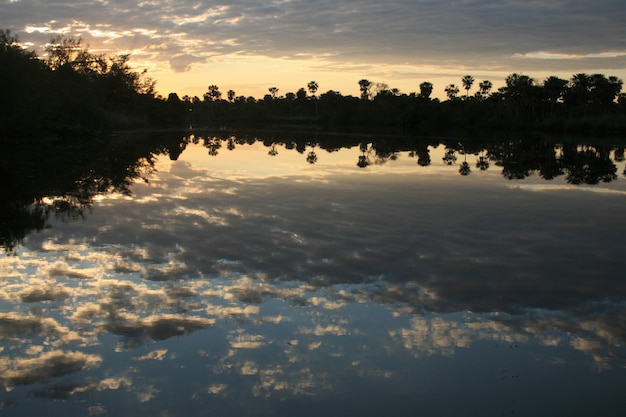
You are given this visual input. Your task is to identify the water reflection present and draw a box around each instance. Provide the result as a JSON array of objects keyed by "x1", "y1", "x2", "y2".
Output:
[
  {"x1": 184, "y1": 131, "x2": 623, "y2": 185},
  {"x1": 3, "y1": 131, "x2": 626, "y2": 256},
  {"x1": 1, "y1": 131, "x2": 625, "y2": 416}
]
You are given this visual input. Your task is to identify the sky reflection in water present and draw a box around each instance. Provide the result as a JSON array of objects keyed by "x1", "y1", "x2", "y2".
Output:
[{"x1": 1, "y1": 139, "x2": 625, "y2": 416}]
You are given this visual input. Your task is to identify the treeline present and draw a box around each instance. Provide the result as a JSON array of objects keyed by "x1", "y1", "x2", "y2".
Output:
[
  {"x1": 0, "y1": 30, "x2": 185, "y2": 140},
  {"x1": 2, "y1": 29, "x2": 625, "y2": 139},
  {"x1": 183, "y1": 73, "x2": 626, "y2": 134}
]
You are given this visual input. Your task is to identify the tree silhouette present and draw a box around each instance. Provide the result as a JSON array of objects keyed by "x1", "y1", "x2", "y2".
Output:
[
  {"x1": 502, "y1": 73, "x2": 540, "y2": 120},
  {"x1": 442, "y1": 148, "x2": 457, "y2": 165},
  {"x1": 416, "y1": 147, "x2": 431, "y2": 167},
  {"x1": 445, "y1": 84, "x2": 460, "y2": 101},
  {"x1": 543, "y1": 76, "x2": 567, "y2": 116},
  {"x1": 45, "y1": 35, "x2": 97, "y2": 72},
  {"x1": 306, "y1": 148, "x2": 318, "y2": 164},
  {"x1": 589, "y1": 74, "x2": 622, "y2": 110},
  {"x1": 562, "y1": 73, "x2": 622, "y2": 117},
  {"x1": 296, "y1": 88, "x2": 307, "y2": 100},
  {"x1": 458, "y1": 147, "x2": 471, "y2": 175},
  {"x1": 227, "y1": 137, "x2": 236, "y2": 150},
  {"x1": 504, "y1": 73, "x2": 536, "y2": 98},
  {"x1": 5, "y1": 29, "x2": 624, "y2": 135},
  {"x1": 358, "y1": 79, "x2": 372, "y2": 100},
  {"x1": 562, "y1": 144, "x2": 618, "y2": 184},
  {"x1": 1, "y1": 31, "x2": 177, "y2": 136},
  {"x1": 462, "y1": 75, "x2": 475, "y2": 98},
  {"x1": 564, "y1": 73, "x2": 591, "y2": 117},
  {"x1": 204, "y1": 136, "x2": 221, "y2": 156},
  {"x1": 419, "y1": 82, "x2": 433, "y2": 100},
  {"x1": 307, "y1": 81, "x2": 319, "y2": 117},
  {"x1": 307, "y1": 81, "x2": 318, "y2": 96},
  {"x1": 0, "y1": 130, "x2": 187, "y2": 253},
  {"x1": 204, "y1": 85, "x2": 221, "y2": 101},
  {"x1": 357, "y1": 143, "x2": 371, "y2": 168},
  {"x1": 477, "y1": 80, "x2": 493, "y2": 100},
  {"x1": 476, "y1": 150, "x2": 490, "y2": 171}
]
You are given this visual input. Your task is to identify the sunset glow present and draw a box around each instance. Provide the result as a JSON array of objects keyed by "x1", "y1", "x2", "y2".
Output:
[{"x1": 3, "y1": 1, "x2": 625, "y2": 100}]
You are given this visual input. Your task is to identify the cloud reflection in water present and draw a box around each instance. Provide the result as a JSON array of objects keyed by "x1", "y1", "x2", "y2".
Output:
[{"x1": 1, "y1": 141, "x2": 625, "y2": 415}]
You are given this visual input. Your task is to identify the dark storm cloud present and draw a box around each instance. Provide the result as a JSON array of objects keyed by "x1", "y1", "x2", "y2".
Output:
[{"x1": 2, "y1": 0, "x2": 624, "y2": 72}]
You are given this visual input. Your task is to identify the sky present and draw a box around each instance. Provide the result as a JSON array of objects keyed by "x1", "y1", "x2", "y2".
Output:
[{"x1": 2, "y1": 0, "x2": 626, "y2": 100}]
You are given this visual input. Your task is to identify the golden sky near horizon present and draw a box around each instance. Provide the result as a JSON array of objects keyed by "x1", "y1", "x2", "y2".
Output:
[{"x1": 3, "y1": 0, "x2": 626, "y2": 100}]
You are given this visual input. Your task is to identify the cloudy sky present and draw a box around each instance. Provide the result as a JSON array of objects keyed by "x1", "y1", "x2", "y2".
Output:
[{"x1": 2, "y1": 1, "x2": 626, "y2": 100}]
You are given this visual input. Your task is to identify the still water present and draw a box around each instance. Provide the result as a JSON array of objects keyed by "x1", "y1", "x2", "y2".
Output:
[{"x1": 1, "y1": 131, "x2": 625, "y2": 416}]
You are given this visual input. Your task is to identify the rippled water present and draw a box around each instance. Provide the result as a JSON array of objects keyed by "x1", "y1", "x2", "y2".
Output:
[{"x1": 1, "y1": 133, "x2": 625, "y2": 416}]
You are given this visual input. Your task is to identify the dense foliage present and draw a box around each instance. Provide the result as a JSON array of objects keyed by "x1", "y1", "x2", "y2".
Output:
[
  {"x1": 186, "y1": 74, "x2": 625, "y2": 134},
  {"x1": 2, "y1": 29, "x2": 625, "y2": 139},
  {"x1": 0, "y1": 30, "x2": 186, "y2": 140}
]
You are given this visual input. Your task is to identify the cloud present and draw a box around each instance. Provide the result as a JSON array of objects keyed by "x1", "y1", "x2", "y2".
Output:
[
  {"x1": 137, "y1": 349, "x2": 168, "y2": 361},
  {"x1": 0, "y1": 312, "x2": 84, "y2": 346},
  {"x1": 300, "y1": 324, "x2": 349, "y2": 337},
  {"x1": 19, "y1": 286, "x2": 70, "y2": 302},
  {"x1": 30, "y1": 381, "x2": 97, "y2": 400},
  {"x1": 47, "y1": 261, "x2": 99, "y2": 280},
  {"x1": 514, "y1": 51, "x2": 626, "y2": 60},
  {"x1": 169, "y1": 53, "x2": 203, "y2": 72},
  {"x1": 2, "y1": 0, "x2": 624, "y2": 83},
  {"x1": 252, "y1": 365, "x2": 323, "y2": 398},
  {"x1": 229, "y1": 331, "x2": 266, "y2": 349},
  {"x1": 0, "y1": 350, "x2": 102, "y2": 389},
  {"x1": 102, "y1": 313, "x2": 215, "y2": 347},
  {"x1": 207, "y1": 383, "x2": 228, "y2": 395},
  {"x1": 97, "y1": 376, "x2": 132, "y2": 391},
  {"x1": 240, "y1": 360, "x2": 259, "y2": 375},
  {"x1": 390, "y1": 316, "x2": 494, "y2": 358}
]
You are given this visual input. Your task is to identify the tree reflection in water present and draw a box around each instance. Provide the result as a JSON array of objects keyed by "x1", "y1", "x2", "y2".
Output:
[
  {"x1": 2, "y1": 130, "x2": 626, "y2": 254},
  {"x1": 1, "y1": 130, "x2": 625, "y2": 416},
  {"x1": 1, "y1": 132, "x2": 180, "y2": 253}
]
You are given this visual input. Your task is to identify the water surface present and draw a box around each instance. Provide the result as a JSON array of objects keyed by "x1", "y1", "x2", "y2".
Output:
[{"x1": 1, "y1": 132, "x2": 625, "y2": 416}]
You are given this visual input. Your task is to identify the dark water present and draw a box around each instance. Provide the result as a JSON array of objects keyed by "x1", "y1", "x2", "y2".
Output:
[{"x1": 1, "y1": 132, "x2": 625, "y2": 416}]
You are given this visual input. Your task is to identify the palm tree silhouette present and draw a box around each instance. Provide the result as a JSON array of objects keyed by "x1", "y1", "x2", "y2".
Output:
[
  {"x1": 478, "y1": 80, "x2": 493, "y2": 100},
  {"x1": 462, "y1": 75, "x2": 475, "y2": 98},
  {"x1": 445, "y1": 84, "x2": 460, "y2": 100},
  {"x1": 307, "y1": 81, "x2": 319, "y2": 117},
  {"x1": 307, "y1": 81, "x2": 318, "y2": 96}
]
